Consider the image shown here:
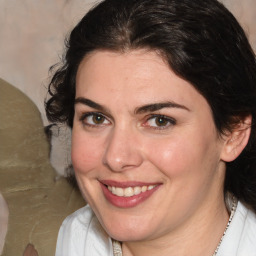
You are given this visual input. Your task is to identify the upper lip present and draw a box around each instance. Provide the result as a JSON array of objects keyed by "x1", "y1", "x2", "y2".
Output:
[{"x1": 100, "y1": 180, "x2": 161, "y2": 188}]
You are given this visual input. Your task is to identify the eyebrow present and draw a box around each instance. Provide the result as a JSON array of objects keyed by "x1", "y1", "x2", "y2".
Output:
[
  {"x1": 74, "y1": 97, "x2": 189, "y2": 114},
  {"x1": 135, "y1": 102, "x2": 190, "y2": 114},
  {"x1": 74, "y1": 97, "x2": 106, "y2": 112}
]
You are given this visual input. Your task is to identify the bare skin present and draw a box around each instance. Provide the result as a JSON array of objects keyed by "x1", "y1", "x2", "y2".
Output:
[{"x1": 73, "y1": 49, "x2": 250, "y2": 256}]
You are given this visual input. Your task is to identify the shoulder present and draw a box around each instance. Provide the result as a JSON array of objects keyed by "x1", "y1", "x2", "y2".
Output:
[
  {"x1": 218, "y1": 201, "x2": 256, "y2": 256},
  {"x1": 55, "y1": 205, "x2": 113, "y2": 256}
]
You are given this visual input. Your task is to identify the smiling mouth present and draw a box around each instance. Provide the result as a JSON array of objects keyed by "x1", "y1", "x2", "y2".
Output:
[
  {"x1": 107, "y1": 185, "x2": 157, "y2": 197},
  {"x1": 100, "y1": 181, "x2": 161, "y2": 208}
]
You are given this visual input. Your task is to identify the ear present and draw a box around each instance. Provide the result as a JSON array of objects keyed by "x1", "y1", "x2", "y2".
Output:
[{"x1": 221, "y1": 115, "x2": 252, "y2": 162}]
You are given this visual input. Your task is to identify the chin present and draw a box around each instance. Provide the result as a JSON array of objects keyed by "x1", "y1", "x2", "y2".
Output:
[
  {"x1": 101, "y1": 218, "x2": 155, "y2": 242},
  {"x1": 109, "y1": 231, "x2": 149, "y2": 242}
]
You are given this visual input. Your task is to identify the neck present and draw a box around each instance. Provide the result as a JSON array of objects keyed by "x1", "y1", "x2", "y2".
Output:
[{"x1": 122, "y1": 193, "x2": 229, "y2": 256}]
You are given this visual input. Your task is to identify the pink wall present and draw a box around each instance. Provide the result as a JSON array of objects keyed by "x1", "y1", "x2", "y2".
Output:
[{"x1": 0, "y1": 0, "x2": 96, "y2": 124}]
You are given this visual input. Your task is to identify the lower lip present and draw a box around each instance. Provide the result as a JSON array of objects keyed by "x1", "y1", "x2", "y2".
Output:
[{"x1": 100, "y1": 183, "x2": 160, "y2": 208}]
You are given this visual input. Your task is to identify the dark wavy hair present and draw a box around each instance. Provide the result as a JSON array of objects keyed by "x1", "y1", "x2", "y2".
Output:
[{"x1": 45, "y1": 0, "x2": 256, "y2": 211}]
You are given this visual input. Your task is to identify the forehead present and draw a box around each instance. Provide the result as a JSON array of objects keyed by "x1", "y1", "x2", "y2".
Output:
[
  {"x1": 76, "y1": 49, "x2": 169, "y2": 88},
  {"x1": 75, "y1": 49, "x2": 207, "y2": 110}
]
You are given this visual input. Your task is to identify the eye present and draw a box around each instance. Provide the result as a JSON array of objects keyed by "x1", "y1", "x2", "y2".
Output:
[
  {"x1": 144, "y1": 115, "x2": 176, "y2": 129},
  {"x1": 80, "y1": 112, "x2": 110, "y2": 127}
]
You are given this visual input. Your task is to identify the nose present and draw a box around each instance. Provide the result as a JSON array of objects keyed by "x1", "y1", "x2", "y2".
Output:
[{"x1": 102, "y1": 127, "x2": 143, "y2": 172}]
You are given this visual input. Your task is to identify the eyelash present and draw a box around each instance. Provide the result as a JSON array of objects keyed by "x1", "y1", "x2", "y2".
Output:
[
  {"x1": 79, "y1": 112, "x2": 111, "y2": 128},
  {"x1": 144, "y1": 114, "x2": 176, "y2": 129},
  {"x1": 79, "y1": 112, "x2": 176, "y2": 130}
]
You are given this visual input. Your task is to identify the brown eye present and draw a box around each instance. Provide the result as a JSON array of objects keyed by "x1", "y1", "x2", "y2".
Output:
[
  {"x1": 92, "y1": 114, "x2": 106, "y2": 124},
  {"x1": 155, "y1": 116, "x2": 169, "y2": 126},
  {"x1": 80, "y1": 112, "x2": 110, "y2": 127},
  {"x1": 145, "y1": 115, "x2": 176, "y2": 129}
]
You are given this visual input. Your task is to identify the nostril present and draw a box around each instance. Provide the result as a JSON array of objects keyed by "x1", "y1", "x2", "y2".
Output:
[{"x1": 102, "y1": 131, "x2": 143, "y2": 172}]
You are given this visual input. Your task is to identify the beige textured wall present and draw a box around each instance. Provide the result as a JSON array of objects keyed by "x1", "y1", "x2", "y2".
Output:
[{"x1": 0, "y1": 0, "x2": 255, "y2": 174}]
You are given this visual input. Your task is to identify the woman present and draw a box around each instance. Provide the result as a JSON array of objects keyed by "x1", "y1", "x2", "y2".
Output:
[{"x1": 46, "y1": 0, "x2": 256, "y2": 255}]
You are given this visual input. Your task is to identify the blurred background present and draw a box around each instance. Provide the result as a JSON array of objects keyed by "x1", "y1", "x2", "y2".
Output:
[
  {"x1": 0, "y1": 0, "x2": 97, "y2": 124},
  {"x1": 0, "y1": 0, "x2": 255, "y2": 174}
]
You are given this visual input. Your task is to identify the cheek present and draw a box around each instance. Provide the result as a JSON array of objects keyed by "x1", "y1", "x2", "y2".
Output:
[
  {"x1": 145, "y1": 132, "x2": 217, "y2": 178},
  {"x1": 71, "y1": 130, "x2": 103, "y2": 175},
  {"x1": 148, "y1": 141, "x2": 193, "y2": 176}
]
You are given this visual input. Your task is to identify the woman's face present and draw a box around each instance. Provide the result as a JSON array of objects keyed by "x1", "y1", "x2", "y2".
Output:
[{"x1": 72, "y1": 50, "x2": 226, "y2": 242}]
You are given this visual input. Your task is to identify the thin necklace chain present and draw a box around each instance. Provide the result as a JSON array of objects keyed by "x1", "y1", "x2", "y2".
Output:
[
  {"x1": 113, "y1": 240, "x2": 122, "y2": 256},
  {"x1": 212, "y1": 195, "x2": 237, "y2": 256},
  {"x1": 112, "y1": 196, "x2": 238, "y2": 256}
]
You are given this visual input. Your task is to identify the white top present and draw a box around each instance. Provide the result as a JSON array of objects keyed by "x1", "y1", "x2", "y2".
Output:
[{"x1": 55, "y1": 201, "x2": 256, "y2": 256}]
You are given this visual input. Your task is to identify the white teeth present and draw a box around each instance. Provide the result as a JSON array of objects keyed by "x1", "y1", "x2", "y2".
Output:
[
  {"x1": 141, "y1": 186, "x2": 147, "y2": 192},
  {"x1": 115, "y1": 187, "x2": 124, "y2": 196},
  {"x1": 107, "y1": 185, "x2": 156, "y2": 197},
  {"x1": 124, "y1": 187, "x2": 134, "y2": 197},
  {"x1": 134, "y1": 186, "x2": 141, "y2": 195}
]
